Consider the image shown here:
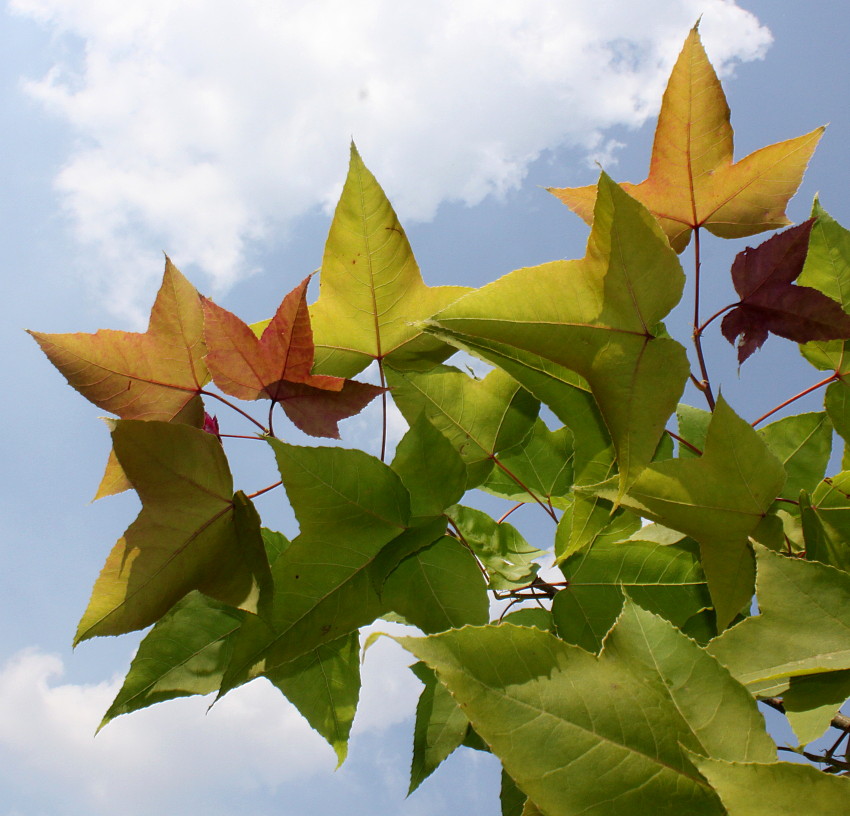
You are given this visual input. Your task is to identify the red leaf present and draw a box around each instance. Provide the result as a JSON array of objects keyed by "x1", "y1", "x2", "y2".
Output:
[
  {"x1": 721, "y1": 220, "x2": 850, "y2": 363},
  {"x1": 203, "y1": 278, "x2": 384, "y2": 437}
]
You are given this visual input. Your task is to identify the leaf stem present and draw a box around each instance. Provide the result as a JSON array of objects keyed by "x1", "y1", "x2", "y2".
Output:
[
  {"x1": 665, "y1": 429, "x2": 703, "y2": 456},
  {"x1": 219, "y1": 434, "x2": 268, "y2": 441},
  {"x1": 697, "y1": 302, "x2": 737, "y2": 335},
  {"x1": 491, "y1": 457, "x2": 558, "y2": 522},
  {"x1": 496, "y1": 502, "x2": 524, "y2": 524},
  {"x1": 751, "y1": 372, "x2": 839, "y2": 427},
  {"x1": 200, "y1": 389, "x2": 270, "y2": 435},
  {"x1": 691, "y1": 228, "x2": 716, "y2": 410},
  {"x1": 245, "y1": 480, "x2": 283, "y2": 500},
  {"x1": 378, "y1": 358, "x2": 388, "y2": 462}
]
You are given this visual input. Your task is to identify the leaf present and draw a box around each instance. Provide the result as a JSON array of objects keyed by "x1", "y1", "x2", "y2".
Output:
[
  {"x1": 800, "y1": 475, "x2": 850, "y2": 572},
  {"x1": 595, "y1": 396, "x2": 785, "y2": 628},
  {"x1": 428, "y1": 172, "x2": 689, "y2": 498},
  {"x1": 308, "y1": 143, "x2": 471, "y2": 377},
  {"x1": 500, "y1": 770, "x2": 527, "y2": 816},
  {"x1": 690, "y1": 756, "x2": 850, "y2": 814},
  {"x1": 479, "y1": 418, "x2": 574, "y2": 509},
  {"x1": 99, "y1": 591, "x2": 244, "y2": 730},
  {"x1": 757, "y1": 412, "x2": 832, "y2": 501},
  {"x1": 721, "y1": 221, "x2": 850, "y2": 363},
  {"x1": 395, "y1": 601, "x2": 774, "y2": 816},
  {"x1": 390, "y1": 412, "x2": 467, "y2": 518},
  {"x1": 29, "y1": 257, "x2": 209, "y2": 420},
  {"x1": 203, "y1": 277, "x2": 383, "y2": 437},
  {"x1": 264, "y1": 632, "x2": 361, "y2": 766},
  {"x1": 445, "y1": 505, "x2": 543, "y2": 590},
  {"x1": 798, "y1": 200, "x2": 850, "y2": 445},
  {"x1": 553, "y1": 538, "x2": 711, "y2": 653},
  {"x1": 549, "y1": 26, "x2": 823, "y2": 252},
  {"x1": 386, "y1": 364, "x2": 539, "y2": 488},
  {"x1": 783, "y1": 669, "x2": 850, "y2": 745},
  {"x1": 408, "y1": 662, "x2": 470, "y2": 794},
  {"x1": 381, "y1": 536, "x2": 489, "y2": 633},
  {"x1": 75, "y1": 421, "x2": 272, "y2": 643},
  {"x1": 708, "y1": 545, "x2": 850, "y2": 691},
  {"x1": 554, "y1": 500, "x2": 641, "y2": 564},
  {"x1": 219, "y1": 441, "x2": 410, "y2": 693}
]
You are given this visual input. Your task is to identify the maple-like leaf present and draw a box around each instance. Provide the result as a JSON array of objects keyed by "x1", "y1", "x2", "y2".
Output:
[
  {"x1": 75, "y1": 420, "x2": 272, "y2": 643},
  {"x1": 721, "y1": 220, "x2": 850, "y2": 363},
  {"x1": 202, "y1": 277, "x2": 384, "y2": 437},
  {"x1": 428, "y1": 172, "x2": 689, "y2": 498},
  {"x1": 29, "y1": 257, "x2": 209, "y2": 420},
  {"x1": 30, "y1": 258, "x2": 210, "y2": 498},
  {"x1": 307, "y1": 143, "x2": 471, "y2": 378},
  {"x1": 549, "y1": 25, "x2": 823, "y2": 253}
]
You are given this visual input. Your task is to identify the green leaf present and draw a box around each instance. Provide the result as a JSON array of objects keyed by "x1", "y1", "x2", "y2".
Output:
[
  {"x1": 408, "y1": 662, "x2": 470, "y2": 794},
  {"x1": 265, "y1": 632, "x2": 361, "y2": 766},
  {"x1": 100, "y1": 591, "x2": 243, "y2": 730},
  {"x1": 479, "y1": 418, "x2": 574, "y2": 509},
  {"x1": 382, "y1": 536, "x2": 489, "y2": 633},
  {"x1": 386, "y1": 364, "x2": 539, "y2": 488},
  {"x1": 428, "y1": 173, "x2": 690, "y2": 498},
  {"x1": 783, "y1": 669, "x2": 850, "y2": 744},
  {"x1": 553, "y1": 539, "x2": 712, "y2": 653},
  {"x1": 395, "y1": 601, "x2": 774, "y2": 816},
  {"x1": 801, "y1": 473, "x2": 850, "y2": 571},
  {"x1": 76, "y1": 421, "x2": 272, "y2": 643},
  {"x1": 219, "y1": 442, "x2": 410, "y2": 693},
  {"x1": 554, "y1": 499, "x2": 641, "y2": 563},
  {"x1": 708, "y1": 545, "x2": 850, "y2": 690},
  {"x1": 596, "y1": 396, "x2": 786, "y2": 629},
  {"x1": 500, "y1": 770, "x2": 527, "y2": 816},
  {"x1": 308, "y1": 143, "x2": 471, "y2": 377},
  {"x1": 690, "y1": 756, "x2": 850, "y2": 814},
  {"x1": 676, "y1": 404, "x2": 711, "y2": 458},
  {"x1": 445, "y1": 505, "x2": 543, "y2": 589},
  {"x1": 390, "y1": 412, "x2": 467, "y2": 517},
  {"x1": 757, "y1": 412, "x2": 832, "y2": 500}
]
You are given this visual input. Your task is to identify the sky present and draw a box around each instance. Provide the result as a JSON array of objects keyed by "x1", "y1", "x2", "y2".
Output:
[{"x1": 1, "y1": 1, "x2": 849, "y2": 814}]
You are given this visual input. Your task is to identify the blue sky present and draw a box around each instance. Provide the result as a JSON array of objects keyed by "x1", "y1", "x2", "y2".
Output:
[{"x1": 1, "y1": 1, "x2": 849, "y2": 813}]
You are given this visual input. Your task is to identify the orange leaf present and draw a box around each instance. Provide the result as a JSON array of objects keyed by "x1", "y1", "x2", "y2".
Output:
[
  {"x1": 550, "y1": 24, "x2": 823, "y2": 253},
  {"x1": 29, "y1": 257, "x2": 209, "y2": 420}
]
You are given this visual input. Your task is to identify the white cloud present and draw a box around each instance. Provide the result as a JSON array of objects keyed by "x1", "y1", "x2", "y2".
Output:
[
  {"x1": 0, "y1": 632, "x2": 422, "y2": 816},
  {"x1": 11, "y1": 0, "x2": 770, "y2": 321}
]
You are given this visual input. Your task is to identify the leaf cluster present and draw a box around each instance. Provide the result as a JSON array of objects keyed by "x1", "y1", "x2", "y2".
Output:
[{"x1": 31, "y1": 23, "x2": 850, "y2": 814}]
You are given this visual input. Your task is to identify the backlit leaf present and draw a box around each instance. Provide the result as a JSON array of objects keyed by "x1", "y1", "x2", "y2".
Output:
[
  {"x1": 309, "y1": 143, "x2": 471, "y2": 377},
  {"x1": 800, "y1": 474, "x2": 850, "y2": 572},
  {"x1": 429, "y1": 173, "x2": 689, "y2": 498},
  {"x1": 386, "y1": 364, "x2": 539, "y2": 488},
  {"x1": 721, "y1": 221, "x2": 850, "y2": 363},
  {"x1": 550, "y1": 26, "x2": 822, "y2": 252},
  {"x1": 219, "y1": 442, "x2": 410, "y2": 693},
  {"x1": 75, "y1": 421, "x2": 272, "y2": 643},
  {"x1": 203, "y1": 277, "x2": 383, "y2": 437},
  {"x1": 595, "y1": 396, "x2": 785, "y2": 628},
  {"x1": 395, "y1": 601, "x2": 774, "y2": 816}
]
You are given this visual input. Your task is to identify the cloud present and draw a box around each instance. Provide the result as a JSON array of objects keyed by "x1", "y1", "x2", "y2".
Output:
[
  {"x1": 0, "y1": 628, "x2": 422, "y2": 816},
  {"x1": 11, "y1": 0, "x2": 770, "y2": 321}
]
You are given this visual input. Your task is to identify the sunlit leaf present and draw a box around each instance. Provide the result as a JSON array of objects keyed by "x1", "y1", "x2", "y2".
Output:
[
  {"x1": 553, "y1": 538, "x2": 711, "y2": 653},
  {"x1": 691, "y1": 756, "x2": 850, "y2": 814},
  {"x1": 594, "y1": 396, "x2": 785, "y2": 628},
  {"x1": 386, "y1": 364, "x2": 539, "y2": 488},
  {"x1": 219, "y1": 442, "x2": 410, "y2": 693},
  {"x1": 428, "y1": 173, "x2": 689, "y2": 498},
  {"x1": 395, "y1": 601, "x2": 774, "y2": 816},
  {"x1": 445, "y1": 504, "x2": 543, "y2": 589},
  {"x1": 75, "y1": 421, "x2": 272, "y2": 643},
  {"x1": 308, "y1": 143, "x2": 471, "y2": 377},
  {"x1": 550, "y1": 26, "x2": 822, "y2": 252},
  {"x1": 758, "y1": 412, "x2": 832, "y2": 501},
  {"x1": 708, "y1": 545, "x2": 850, "y2": 690}
]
